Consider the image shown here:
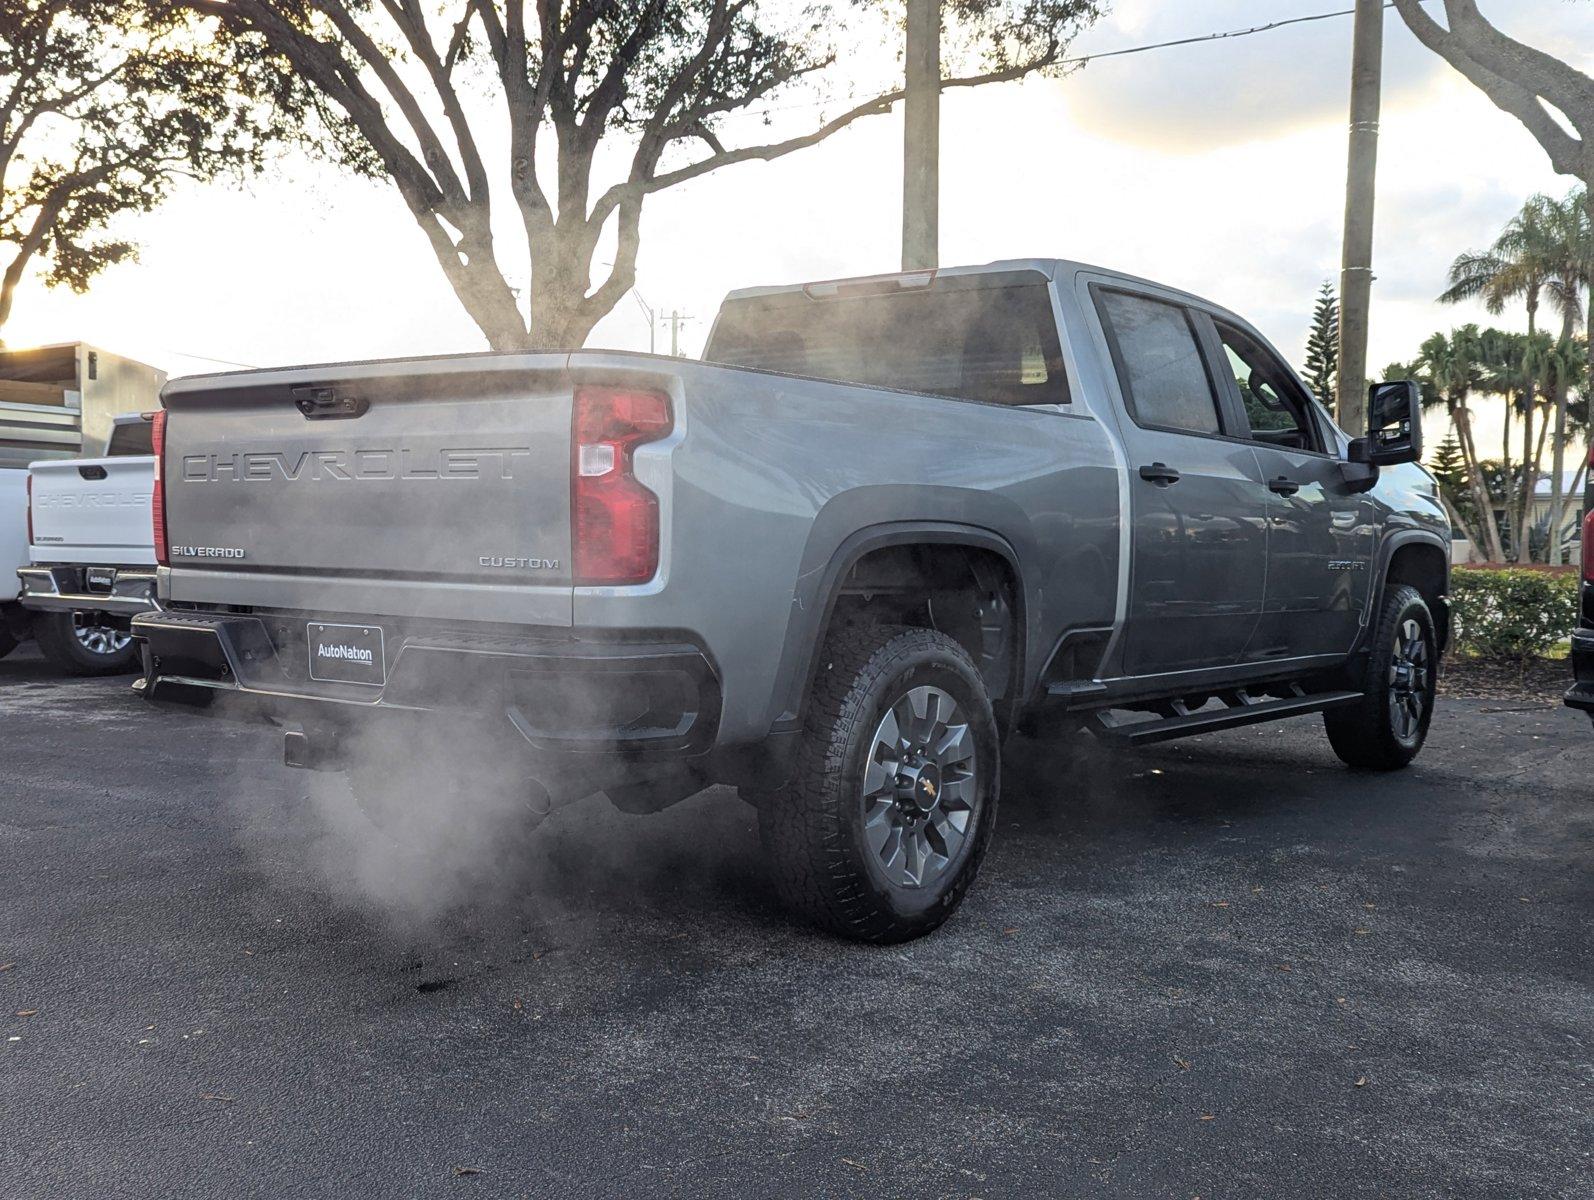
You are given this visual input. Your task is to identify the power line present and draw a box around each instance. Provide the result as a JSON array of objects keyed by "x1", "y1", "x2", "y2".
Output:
[
  {"x1": 162, "y1": 348, "x2": 258, "y2": 369},
  {"x1": 1058, "y1": 2, "x2": 1406, "y2": 68},
  {"x1": 753, "y1": 2, "x2": 1420, "y2": 117}
]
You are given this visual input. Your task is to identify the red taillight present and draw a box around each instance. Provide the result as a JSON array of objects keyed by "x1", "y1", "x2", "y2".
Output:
[
  {"x1": 150, "y1": 409, "x2": 168, "y2": 567},
  {"x1": 25, "y1": 474, "x2": 33, "y2": 547},
  {"x1": 571, "y1": 385, "x2": 671, "y2": 585}
]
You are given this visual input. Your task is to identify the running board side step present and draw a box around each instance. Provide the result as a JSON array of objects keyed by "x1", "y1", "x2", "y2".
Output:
[{"x1": 1091, "y1": 686, "x2": 1362, "y2": 746}]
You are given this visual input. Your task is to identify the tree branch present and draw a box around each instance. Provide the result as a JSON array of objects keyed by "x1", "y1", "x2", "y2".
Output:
[
  {"x1": 593, "y1": 57, "x2": 1048, "y2": 228},
  {"x1": 1393, "y1": 0, "x2": 1585, "y2": 175}
]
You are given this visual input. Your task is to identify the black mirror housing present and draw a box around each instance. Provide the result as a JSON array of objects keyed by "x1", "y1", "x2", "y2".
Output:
[{"x1": 1367, "y1": 380, "x2": 1422, "y2": 465}]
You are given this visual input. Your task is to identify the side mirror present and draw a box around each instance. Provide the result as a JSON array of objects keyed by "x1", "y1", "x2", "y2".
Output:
[{"x1": 1366, "y1": 379, "x2": 1422, "y2": 465}]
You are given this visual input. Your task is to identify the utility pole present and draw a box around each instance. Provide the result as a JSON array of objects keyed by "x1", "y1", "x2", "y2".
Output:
[
  {"x1": 631, "y1": 289, "x2": 656, "y2": 355},
  {"x1": 1336, "y1": 0, "x2": 1383, "y2": 436},
  {"x1": 664, "y1": 309, "x2": 692, "y2": 357},
  {"x1": 902, "y1": 0, "x2": 940, "y2": 271}
]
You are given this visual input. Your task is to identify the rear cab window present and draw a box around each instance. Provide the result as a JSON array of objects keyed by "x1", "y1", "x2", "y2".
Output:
[
  {"x1": 704, "y1": 276, "x2": 1069, "y2": 408},
  {"x1": 106, "y1": 419, "x2": 154, "y2": 456}
]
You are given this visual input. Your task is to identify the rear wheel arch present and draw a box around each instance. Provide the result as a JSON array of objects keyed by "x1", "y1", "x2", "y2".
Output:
[{"x1": 774, "y1": 524, "x2": 1029, "y2": 732}]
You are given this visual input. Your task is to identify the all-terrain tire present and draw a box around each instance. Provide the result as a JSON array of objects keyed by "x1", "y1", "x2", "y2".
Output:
[
  {"x1": 33, "y1": 612, "x2": 140, "y2": 676},
  {"x1": 760, "y1": 624, "x2": 1000, "y2": 943},
  {"x1": 1324, "y1": 584, "x2": 1437, "y2": 770}
]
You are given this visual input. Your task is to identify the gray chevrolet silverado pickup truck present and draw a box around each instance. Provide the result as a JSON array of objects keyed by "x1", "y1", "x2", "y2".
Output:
[{"x1": 133, "y1": 259, "x2": 1448, "y2": 941}]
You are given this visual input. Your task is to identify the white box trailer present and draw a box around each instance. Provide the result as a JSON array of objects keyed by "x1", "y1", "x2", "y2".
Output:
[{"x1": 0, "y1": 342, "x2": 166, "y2": 469}]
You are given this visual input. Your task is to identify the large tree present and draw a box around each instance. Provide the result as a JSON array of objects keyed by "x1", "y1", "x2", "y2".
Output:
[
  {"x1": 177, "y1": 0, "x2": 1105, "y2": 351},
  {"x1": 1410, "y1": 325, "x2": 1504, "y2": 559},
  {"x1": 1537, "y1": 190, "x2": 1592, "y2": 558},
  {"x1": 0, "y1": 0, "x2": 300, "y2": 341},
  {"x1": 1440, "y1": 191, "x2": 1589, "y2": 560},
  {"x1": 1394, "y1": 0, "x2": 1594, "y2": 509}
]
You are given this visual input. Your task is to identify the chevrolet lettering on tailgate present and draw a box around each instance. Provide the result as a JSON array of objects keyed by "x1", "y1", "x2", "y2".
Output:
[{"x1": 181, "y1": 447, "x2": 533, "y2": 483}]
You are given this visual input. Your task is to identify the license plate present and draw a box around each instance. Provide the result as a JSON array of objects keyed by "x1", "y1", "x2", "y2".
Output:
[
  {"x1": 307, "y1": 622, "x2": 386, "y2": 686},
  {"x1": 85, "y1": 567, "x2": 115, "y2": 593}
]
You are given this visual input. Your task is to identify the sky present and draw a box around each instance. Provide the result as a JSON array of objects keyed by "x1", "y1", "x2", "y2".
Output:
[{"x1": 6, "y1": 0, "x2": 1594, "y2": 461}]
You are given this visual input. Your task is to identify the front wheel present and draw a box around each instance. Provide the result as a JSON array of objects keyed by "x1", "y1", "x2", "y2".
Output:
[
  {"x1": 1325, "y1": 584, "x2": 1437, "y2": 770},
  {"x1": 760, "y1": 625, "x2": 999, "y2": 943},
  {"x1": 33, "y1": 612, "x2": 140, "y2": 676}
]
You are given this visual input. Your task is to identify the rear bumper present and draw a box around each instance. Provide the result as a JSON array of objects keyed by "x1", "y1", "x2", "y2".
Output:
[
  {"x1": 132, "y1": 608, "x2": 731, "y2": 762},
  {"x1": 17, "y1": 566, "x2": 160, "y2": 624},
  {"x1": 1565, "y1": 628, "x2": 1594, "y2": 714}
]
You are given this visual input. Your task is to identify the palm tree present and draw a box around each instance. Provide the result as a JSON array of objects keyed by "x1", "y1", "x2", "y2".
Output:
[
  {"x1": 1443, "y1": 191, "x2": 1592, "y2": 561},
  {"x1": 1538, "y1": 334, "x2": 1589, "y2": 554},
  {"x1": 1440, "y1": 194, "x2": 1555, "y2": 343},
  {"x1": 1538, "y1": 191, "x2": 1594, "y2": 558},
  {"x1": 1413, "y1": 326, "x2": 1503, "y2": 559},
  {"x1": 1442, "y1": 197, "x2": 1555, "y2": 558},
  {"x1": 1476, "y1": 328, "x2": 1549, "y2": 560}
]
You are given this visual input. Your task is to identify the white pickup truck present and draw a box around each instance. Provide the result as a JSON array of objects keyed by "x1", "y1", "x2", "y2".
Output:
[{"x1": 13, "y1": 414, "x2": 156, "y2": 674}]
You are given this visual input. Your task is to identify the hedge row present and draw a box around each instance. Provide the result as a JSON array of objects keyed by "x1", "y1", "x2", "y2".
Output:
[{"x1": 1448, "y1": 567, "x2": 1579, "y2": 660}]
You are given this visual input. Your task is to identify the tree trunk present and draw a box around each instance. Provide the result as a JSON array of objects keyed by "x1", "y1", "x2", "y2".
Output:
[
  {"x1": 1515, "y1": 388, "x2": 1536, "y2": 562},
  {"x1": 1499, "y1": 392, "x2": 1513, "y2": 561},
  {"x1": 0, "y1": 247, "x2": 35, "y2": 345},
  {"x1": 1452, "y1": 400, "x2": 1505, "y2": 561},
  {"x1": 526, "y1": 266, "x2": 600, "y2": 351},
  {"x1": 1547, "y1": 308, "x2": 1576, "y2": 563},
  {"x1": 1569, "y1": 458, "x2": 1589, "y2": 518},
  {"x1": 1437, "y1": 491, "x2": 1477, "y2": 555},
  {"x1": 1519, "y1": 393, "x2": 1551, "y2": 561}
]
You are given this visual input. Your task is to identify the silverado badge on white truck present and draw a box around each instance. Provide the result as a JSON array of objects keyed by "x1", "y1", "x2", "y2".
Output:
[{"x1": 131, "y1": 261, "x2": 1449, "y2": 942}]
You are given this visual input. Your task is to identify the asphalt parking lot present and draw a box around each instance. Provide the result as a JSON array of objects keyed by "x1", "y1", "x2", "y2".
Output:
[{"x1": 1, "y1": 645, "x2": 1590, "y2": 1199}]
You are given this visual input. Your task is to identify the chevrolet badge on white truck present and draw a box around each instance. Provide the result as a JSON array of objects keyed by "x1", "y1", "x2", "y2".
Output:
[{"x1": 133, "y1": 261, "x2": 1449, "y2": 941}]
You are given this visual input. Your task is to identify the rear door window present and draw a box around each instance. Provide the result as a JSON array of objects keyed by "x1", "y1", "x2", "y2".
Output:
[{"x1": 1095, "y1": 291, "x2": 1222, "y2": 435}]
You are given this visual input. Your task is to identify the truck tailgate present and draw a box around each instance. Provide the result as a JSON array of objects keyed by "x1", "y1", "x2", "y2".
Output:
[
  {"x1": 29, "y1": 456, "x2": 155, "y2": 566},
  {"x1": 161, "y1": 356, "x2": 575, "y2": 625}
]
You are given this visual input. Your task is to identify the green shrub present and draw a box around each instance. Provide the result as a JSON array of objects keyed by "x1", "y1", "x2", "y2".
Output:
[{"x1": 1449, "y1": 567, "x2": 1578, "y2": 660}]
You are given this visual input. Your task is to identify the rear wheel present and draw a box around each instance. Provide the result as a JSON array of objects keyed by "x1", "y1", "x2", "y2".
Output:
[
  {"x1": 760, "y1": 625, "x2": 999, "y2": 943},
  {"x1": 33, "y1": 612, "x2": 140, "y2": 676},
  {"x1": 0, "y1": 626, "x2": 17, "y2": 661},
  {"x1": 1325, "y1": 583, "x2": 1437, "y2": 770}
]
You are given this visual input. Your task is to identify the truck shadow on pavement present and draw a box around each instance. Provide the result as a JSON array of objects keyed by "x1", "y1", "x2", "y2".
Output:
[{"x1": 251, "y1": 712, "x2": 1445, "y2": 984}]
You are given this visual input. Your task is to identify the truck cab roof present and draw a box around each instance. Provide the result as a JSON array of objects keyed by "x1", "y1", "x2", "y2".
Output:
[{"x1": 722, "y1": 258, "x2": 1220, "y2": 310}]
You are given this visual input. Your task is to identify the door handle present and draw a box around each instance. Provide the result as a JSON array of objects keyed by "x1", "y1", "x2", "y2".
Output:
[
  {"x1": 1267, "y1": 475, "x2": 1301, "y2": 496},
  {"x1": 1138, "y1": 462, "x2": 1181, "y2": 486}
]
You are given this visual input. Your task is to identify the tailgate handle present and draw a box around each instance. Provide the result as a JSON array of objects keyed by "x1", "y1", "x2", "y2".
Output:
[
  {"x1": 292, "y1": 385, "x2": 368, "y2": 420},
  {"x1": 78, "y1": 464, "x2": 108, "y2": 480}
]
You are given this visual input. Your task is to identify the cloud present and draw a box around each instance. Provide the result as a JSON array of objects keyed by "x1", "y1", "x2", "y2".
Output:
[
  {"x1": 1062, "y1": 0, "x2": 1594, "y2": 154},
  {"x1": 6, "y1": 0, "x2": 1592, "y2": 385}
]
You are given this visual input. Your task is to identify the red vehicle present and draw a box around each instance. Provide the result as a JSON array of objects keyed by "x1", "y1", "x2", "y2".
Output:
[{"x1": 1567, "y1": 447, "x2": 1594, "y2": 721}]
